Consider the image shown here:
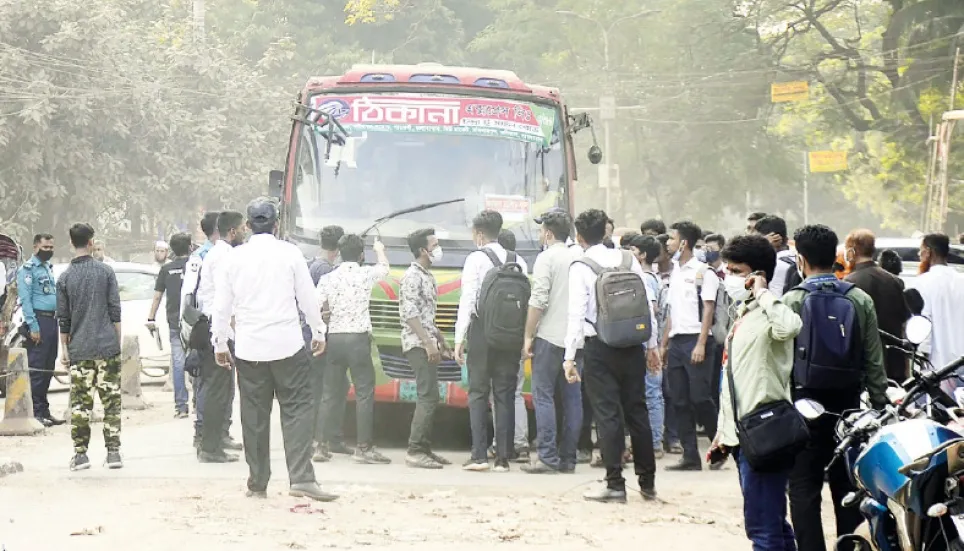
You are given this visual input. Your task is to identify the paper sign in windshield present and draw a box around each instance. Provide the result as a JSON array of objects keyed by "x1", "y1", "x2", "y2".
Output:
[
  {"x1": 311, "y1": 94, "x2": 549, "y2": 144},
  {"x1": 485, "y1": 194, "x2": 531, "y2": 223}
]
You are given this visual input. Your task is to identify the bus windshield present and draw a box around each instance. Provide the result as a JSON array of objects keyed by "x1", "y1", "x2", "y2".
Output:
[{"x1": 292, "y1": 93, "x2": 566, "y2": 248}]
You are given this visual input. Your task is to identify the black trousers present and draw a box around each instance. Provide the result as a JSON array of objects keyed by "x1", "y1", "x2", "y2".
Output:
[
  {"x1": 583, "y1": 337, "x2": 656, "y2": 491},
  {"x1": 310, "y1": 352, "x2": 346, "y2": 445},
  {"x1": 26, "y1": 314, "x2": 58, "y2": 418},
  {"x1": 466, "y1": 321, "x2": 521, "y2": 462},
  {"x1": 407, "y1": 348, "x2": 439, "y2": 455},
  {"x1": 578, "y1": 381, "x2": 594, "y2": 452},
  {"x1": 236, "y1": 349, "x2": 316, "y2": 492},
  {"x1": 199, "y1": 344, "x2": 233, "y2": 454},
  {"x1": 667, "y1": 334, "x2": 718, "y2": 464},
  {"x1": 322, "y1": 333, "x2": 376, "y2": 448}
]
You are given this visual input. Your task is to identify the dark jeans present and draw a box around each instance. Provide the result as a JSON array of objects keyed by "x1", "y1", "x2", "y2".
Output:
[
  {"x1": 322, "y1": 333, "x2": 376, "y2": 448},
  {"x1": 236, "y1": 349, "x2": 316, "y2": 492},
  {"x1": 407, "y1": 348, "x2": 439, "y2": 455},
  {"x1": 667, "y1": 334, "x2": 718, "y2": 464},
  {"x1": 789, "y1": 413, "x2": 862, "y2": 551},
  {"x1": 310, "y1": 352, "x2": 346, "y2": 446},
  {"x1": 583, "y1": 337, "x2": 656, "y2": 491},
  {"x1": 712, "y1": 342, "x2": 725, "y2": 412},
  {"x1": 531, "y1": 338, "x2": 583, "y2": 469},
  {"x1": 199, "y1": 344, "x2": 234, "y2": 454},
  {"x1": 735, "y1": 448, "x2": 797, "y2": 551},
  {"x1": 578, "y1": 381, "x2": 594, "y2": 452},
  {"x1": 26, "y1": 313, "x2": 58, "y2": 418},
  {"x1": 662, "y1": 371, "x2": 679, "y2": 446},
  {"x1": 467, "y1": 321, "x2": 521, "y2": 462}
]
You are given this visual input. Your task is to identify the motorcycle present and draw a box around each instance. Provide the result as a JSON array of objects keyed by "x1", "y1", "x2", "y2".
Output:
[{"x1": 798, "y1": 316, "x2": 964, "y2": 551}]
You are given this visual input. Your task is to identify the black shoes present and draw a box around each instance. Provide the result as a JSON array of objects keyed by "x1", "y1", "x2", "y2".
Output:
[
  {"x1": 198, "y1": 451, "x2": 240, "y2": 463},
  {"x1": 665, "y1": 460, "x2": 702, "y2": 472},
  {"x1": 105, "y1": 450, "x2": 124, "y2": 469},
  {"x1": 222, "y1": 435, "x2": 243, "y2": 451},
  {"x1": 36, "y1": 415, "x2": 65, "y2": 427}
]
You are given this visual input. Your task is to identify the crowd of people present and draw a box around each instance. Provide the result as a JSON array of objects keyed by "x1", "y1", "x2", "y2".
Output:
[{"x1": 15, "y1": 198, "x2": 964, "y2": 549}]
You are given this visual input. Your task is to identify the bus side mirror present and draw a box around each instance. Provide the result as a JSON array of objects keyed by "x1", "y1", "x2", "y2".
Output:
[
  {"x1": 588, "y1": 145, "x2": 602, "y2": 164},
  {"x1": 268, "y1": 170, "x2": 284, "y2": 199}
]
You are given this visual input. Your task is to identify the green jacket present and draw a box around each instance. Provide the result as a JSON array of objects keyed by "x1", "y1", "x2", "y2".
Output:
[{"x1": 781, "y1": 275, "x2": 889, "y2": 409}]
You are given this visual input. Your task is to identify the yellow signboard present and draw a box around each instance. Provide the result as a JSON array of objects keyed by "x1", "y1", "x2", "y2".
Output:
[
  {"x1": 771, "y1": 81, "x2": 809, "y2": 103},
  {"x1": 808, "y1": 151, "x2": 848, "y2": 173}
]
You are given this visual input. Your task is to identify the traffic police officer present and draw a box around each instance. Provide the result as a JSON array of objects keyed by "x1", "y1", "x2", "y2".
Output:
[{"x1": 17, "y1": 233, "x2": 64, "y2": 426}]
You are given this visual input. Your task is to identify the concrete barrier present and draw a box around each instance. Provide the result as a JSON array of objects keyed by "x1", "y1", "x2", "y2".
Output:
[
  {"x1": 121, "y1": 335, "x2": 149, "y2": 410},
  {"x1": 0, "y1": 348, "x2": 45, "y2": 436}
]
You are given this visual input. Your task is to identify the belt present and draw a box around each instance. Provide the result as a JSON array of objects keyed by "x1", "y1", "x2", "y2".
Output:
[{"x1": 34, "y1": 310, "x2": 55, "y2": 318}]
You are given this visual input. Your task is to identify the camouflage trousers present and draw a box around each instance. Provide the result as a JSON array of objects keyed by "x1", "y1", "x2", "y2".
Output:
[{"x1": 70, "y1": 355, "x2": 122, "y2": 454}]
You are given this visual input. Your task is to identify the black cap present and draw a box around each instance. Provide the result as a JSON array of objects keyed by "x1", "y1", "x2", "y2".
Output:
[
  {"x1": 246, "y1": 197, "x2": 279, "y2": 224},
  {"x1": 533, "y1": 207, "x2": 567, "y2": 225}
]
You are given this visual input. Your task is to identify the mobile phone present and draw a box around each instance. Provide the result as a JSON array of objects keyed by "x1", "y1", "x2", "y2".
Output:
[{"x1": 707, "y1": 445, "x2": 730, "y2": 465}]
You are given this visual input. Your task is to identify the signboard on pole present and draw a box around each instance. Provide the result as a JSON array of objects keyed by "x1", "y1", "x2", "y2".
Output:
[
  {"x1": 599, "y1": 96, "x2": 616, "y2": 121},
  {"x1": 771, "y1": 81, "x2": 809, "y2": 103},
  {"x1": 808, "y1": 151, "x2": 848, "y2": 173}
]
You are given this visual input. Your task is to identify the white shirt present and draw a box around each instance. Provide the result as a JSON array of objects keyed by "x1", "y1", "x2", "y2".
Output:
[
  {"x1": 667, "y1": 256, "x2": 720, "y2": 338},
  {"x1": 212, "y1": 234, "x2": 324, "y2": 362},
  {"x1": 454, "y1": 243, "x2": 529, "y2": 345},
  {"x1": 563, "y1": 244, "x2": 658, "y2": 361},
  {"x1": 317, "y1": 261, "x2": 390, "y2": 334},
  {"x1": 910, "y1": 265, "x2": 964, "y2": 372},
  {"x1": 769, "y1": 249, "x2": 796, "y2": 298}
]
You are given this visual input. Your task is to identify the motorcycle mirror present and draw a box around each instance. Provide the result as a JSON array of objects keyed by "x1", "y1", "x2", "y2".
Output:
[
  {"x1": 588, "y1": 145, "x2": 603, "y2": 165},
  {"x1": 905, "y1": 315, "x2": 932, "y2": 345},
  {"x1": 794, "y1": 399, "x2": 826, "y2": 420}
]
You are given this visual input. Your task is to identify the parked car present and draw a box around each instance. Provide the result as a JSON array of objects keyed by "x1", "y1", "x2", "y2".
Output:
[{"x1": 872, "y1": 237, "x2": 964, "y2": 282}]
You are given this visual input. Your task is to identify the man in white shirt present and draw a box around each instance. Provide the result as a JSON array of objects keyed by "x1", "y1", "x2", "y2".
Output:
[
  {"x1": 454, "y1": 210, "x2": 528, "y2": 473},
  {"x1": 912, "y1": 233, "x2": 964, "y2": 388},
  {"x1": 193, "y1": 211, "x2": 246, "y2": 462},
  {"x1": 663, "y1": 220, "x2": 720, "y2": 472},
  {"x1": 316, "y1": 233, "x2": 391, "y2": 464},
  {"x1": 752, "y1": 215, "x2": 797, "y2": 298},
  {"x1": 565, "y1": 209, "x2": 659, "y2": 503},
  {"x1": 213, "y1": 198, "x2": 336, "y2": 502}
]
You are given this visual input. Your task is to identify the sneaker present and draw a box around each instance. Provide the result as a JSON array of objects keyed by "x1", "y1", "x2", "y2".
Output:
[
  {"x1": 462, "y1": 459, "x2": 490, "y2": 472},
  {"x1": 665, "y1": 460, "x2": 702, "y2": 472},
  {"x1": 405, "y1": 453, "x2": 443, "y2": 469},
  {"x1": 513, "y1": 447, "x2": 530, "y2": 464},
  {"x1": 175, "y1": 411, "x2": 189, "y2": 419},
  {"x1": 576, "y1": 450, "x2": 593, "y2": 464},
  {"x1": 654, "y1": 448, "x2": 666, "y2": 460},
  {"x1": 352, "y1": 447, "x2": 391, "y2": 465},
  {"x1": 222, "y1": 435, "x2": 243, "y2": 451},
  {"x1": 69, "y1": 453, "x2": 91, "y2": 471},
  {"x1": 583, "y1": 486, "x2": 628, "y2": 503},
  {"x1": 246, "y1": 489, "x2": 268, "y2": 499},
  {"x1": 493, "y1": 459, "x2": 510, "y2": 473},
  {"x1": 328, "y1": 441, "x2": 353, "y2": 455},
  {"x1": 427, "y1": 451, "x2": 451, "y2": 466},
  {"x1": 105, "y1": 450, "x2": 124, "y2": 469},
  {"x1": 44, "y1": 415, "x2": 66, "y2": 426},
  {"x1": 521, "y1": 460, "x2": 558, "y2": 474},
  {"x1": 36, "y1": 416, "x2": 54, "y2": 428},
  {"x1": 312, "y1": 443, "x2": 331, "y2": 463},
  {"x1": 198, "y1": 451, "x2": 240, "y2": 463},
  {"x1": 559, "y1": 463, "x2": 576, "y2": 474}
]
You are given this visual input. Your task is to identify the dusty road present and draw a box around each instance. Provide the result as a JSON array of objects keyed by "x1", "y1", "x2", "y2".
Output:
[{"x1": 1, "y1": 389, "x2": 771, "y2": 551}]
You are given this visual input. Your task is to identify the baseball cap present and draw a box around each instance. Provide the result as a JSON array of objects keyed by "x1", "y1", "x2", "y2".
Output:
[
  {"x1": 533, "y1": 207, "x2": 567, "y2": 225},
  {"x1": 246, "y1": 196, "x2": 280, "y2": 224},
  {"x1": 155, "y1": 241, "x2": 169, "y2": 249}
]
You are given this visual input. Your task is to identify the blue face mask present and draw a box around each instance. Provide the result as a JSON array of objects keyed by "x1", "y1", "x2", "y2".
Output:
[
  {"x1": 672, "y1": 250, "x2": 681, "y2": 262},
  {"x1": 705, "y1": 251, "x2": 720, "y2": 264},
  {"x1": 695, "y1": 248, "x2": 707, "y2": 263}
]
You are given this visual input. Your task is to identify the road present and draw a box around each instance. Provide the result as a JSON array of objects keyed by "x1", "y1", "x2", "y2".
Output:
[{"x1": 1, "y1": 389, "x2": 793, "y2": 551}]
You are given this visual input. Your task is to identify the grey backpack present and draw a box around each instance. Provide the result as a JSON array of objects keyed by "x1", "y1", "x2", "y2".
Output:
[{"x1": 577, "y1": 250, "x2": 653, "y2": 348}]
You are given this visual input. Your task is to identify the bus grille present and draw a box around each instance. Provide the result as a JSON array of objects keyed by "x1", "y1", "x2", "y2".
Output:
[{"x1": 369, "y1": 299, "x2": 458, "y2": 333}]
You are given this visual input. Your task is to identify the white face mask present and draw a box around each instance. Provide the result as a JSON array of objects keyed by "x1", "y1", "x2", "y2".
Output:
[
  {"x1": 429, "y1": 246, "x2": 443, "y2": 263},
  {"x1": 724, "y1": 274, "x2": 750, "y2": 302},
  {"x1": 695, "y1": 248, "x2": 707, "y2": 263}
]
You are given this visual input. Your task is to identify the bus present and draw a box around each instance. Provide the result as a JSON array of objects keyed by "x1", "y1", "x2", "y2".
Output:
[{"x1": 268, "y1": 63, "x2": 599, "y2": 408}]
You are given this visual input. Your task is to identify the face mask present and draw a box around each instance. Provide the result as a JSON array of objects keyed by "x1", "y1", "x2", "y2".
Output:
[
  {"x1": 37, "y1": 250, "x2": 54, "y2": 262},
  {"x1": 724, "y1": 274, "x2": 750, "y2": 302},
  {"x1": 705, "y1": 251, "x2": 720, "y2": 264},
  {"x1": 429, "y1": 246, "x2": 443, "y2": 263},
  {"x1": 695, "y1": 248, "x2": 707, "y2": 263},
  {"x1": 672, "y1": 250, "x2": 681, "y2": 262}
]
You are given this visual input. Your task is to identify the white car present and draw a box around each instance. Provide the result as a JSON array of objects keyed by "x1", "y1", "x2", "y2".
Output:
[
  {"x1": 872, "y1": 237, "x2": 964, "y2": 284},
  {"x1": 6, "y1": 262, "x2": 170, "y2": 379}
]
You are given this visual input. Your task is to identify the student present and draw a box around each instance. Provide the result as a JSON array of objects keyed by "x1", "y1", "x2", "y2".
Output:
[
  {"x1": 629, "y1": 235, "x2": 666, "y2": 459},
  {"x1": 752, "y1": 215, "x2": 798, "y2": 298},
  {"x1": 745, "y1": 212, "x2": 766, "y2": 235},
  {"x1": 496, "y1": 228, "x2": 530, "y2": 461},
  {"x1": 640, "y1": 219, "x2": 666, "y2": 237}
]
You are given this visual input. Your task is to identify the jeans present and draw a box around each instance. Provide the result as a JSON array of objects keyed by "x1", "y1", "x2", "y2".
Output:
[
  {"x1": 407, "y1": 348, "x2": 439, "y2": 455},
  {"x1": 322, "y1": 333, "x2": 376, "y2": 448},
  {"x1": 310, "y1": 352, "x2": 347, "y2": 446},
  {"x1": 467, "y1": 321, "x2": 521, "y2": 462},
  {"x1": 491, "y1": 361, "x2": 529, "y2": 450},
  {"x1": 662, "y1": 372, "x2": 679, "y2": 446},
  {"x1": 169, "y1": 328, "x2": 189, "y2": 413},
  {"x1": 645, "y1": 370, "x2": 664, "y2": 449},
  {"x1": 531, "y1": 338, "x2": 582, "y2": 469},
  {"x1": 667, "y1": 334, "x2": 718, "y2": 464},
  {"x1": 735, "y1": 448, "x2": 797, "y2": 551}
]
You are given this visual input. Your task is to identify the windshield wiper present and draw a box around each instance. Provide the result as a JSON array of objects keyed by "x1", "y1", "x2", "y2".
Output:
[{"x1": 360, "y1": 198, "x2": 466, "y2": 237}]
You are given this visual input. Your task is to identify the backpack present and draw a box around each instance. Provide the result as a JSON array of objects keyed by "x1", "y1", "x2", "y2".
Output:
[
  {"x1": 792, "y1": 278, "x2": 863, "y2": 390},
  {"x1": 781, "y1": 254, "x2": 802, "y2": 296},
  {"x1": 577, "y1": 250, "x2": 653, "y2": 348},
  {"x1": 476, "y1": 249, "x2": 531, "y2": 351},
  {"x1": 711, "y1": 281, "x2": 734, "y2": 346}
]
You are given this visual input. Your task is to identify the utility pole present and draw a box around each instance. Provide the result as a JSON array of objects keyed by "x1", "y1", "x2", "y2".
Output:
[
  {"x1": 803, "y1": 152, "x2": 809, "y2": 225},
  {"x1": 193, "y1": 0, "x2": 206, "y2": 43}
]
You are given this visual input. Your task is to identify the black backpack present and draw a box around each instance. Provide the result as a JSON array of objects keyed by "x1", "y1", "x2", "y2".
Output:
[
  {"x1": 781, "y1": 254, "x2": 803, "y2": 296},
  {"x1": 792, "y1": 278, "x2": 863, "y2": 390},
  {"x1": 477, "y1": 249, "x2": 530, "y2": 351},
  {"x1": 577, "y1": 250, "x2": 653, "y2": 348}
]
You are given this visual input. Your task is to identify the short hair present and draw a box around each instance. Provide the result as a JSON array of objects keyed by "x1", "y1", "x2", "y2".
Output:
[
  {"x1": 878, "y1": 249, "x2": 903, "y2": 276},
  {"x1": 605, "y1": 217, "x2": 615, "y2": 229},
  {"x1": 754, "y1": 215, "x2": 788, "y2": 241},
  {"x1": 845, "y1": 229, "x2": 876, "y2": 259},
  {"x1": 33, "y1": 233, "x2": 53, "y2": 245},
  {"x1": 200, "y1": 212, "x2": 219, "y2": 238},
  {"x1": 793, "y1": 224, "x2": 839, "y2": 270},
  {"x1": 574, "y1": 209, "x2": 609, "y2": 246},
  {"x1": 640, "y1": 219, "x2": 666, "y2": 235},
  {"x1": 656, "y1": 233, "x2": 670, "y2": 254},
  {"x1": 217, "y1": 211, "x2": 245, "y2": 236},
  {"x1": 472, "y1": 210, "x2": 503, "y2": 240},
  {"x1": 705, "y1": 233, "x2": 726, "y2": 249},
  {"x1": 338, "y1": 234, "x2": 365, "y2": 262},
  {"x1": 541, "y1": 211, "x2": 572, "y2": 243},
  {"x1": 169, "y1": 233, "x2": 192, "y2": 257},
  {"x1": 669, "y1": 220, "x2": 702, "y2": 251},
  {"x1": 630, "y1": 235, "x2": 661, "y2": 263},
  {"x1": 320, "y1": 225, "x2": 344, "y2": 252},
  {"x1": 498, "y1": 229, "x2": 516, "y2": 252},
  {"x1": 407, "y1": 228, "x2": 435, "y2": 257},
  {"x1": 722, "y1": 234, "x2": 777, "y2": 282},
  {"x1": 619, "y1": 230, "x2": 640, "y2": 249},
  {"x1": 69, "y1": 223, "x2": 96, "y2": 249},
  {"x1": 922, "y1": 233, "x2": 950, "y2": 258},
  {"x1": 747, "y1": 212, "x2": 767, "y2": 223}
]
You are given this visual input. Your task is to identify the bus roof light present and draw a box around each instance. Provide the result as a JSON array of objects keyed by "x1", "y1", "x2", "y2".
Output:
[
  {"x1": 360, "y1": 73, "x2": 396, "y2": 83},
  {"x1": 474, "y1": 78, "x2": 509, "y2": 88},
  {"x1": 409, "y1": 74, "x2": 460, "y2": 83}
]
